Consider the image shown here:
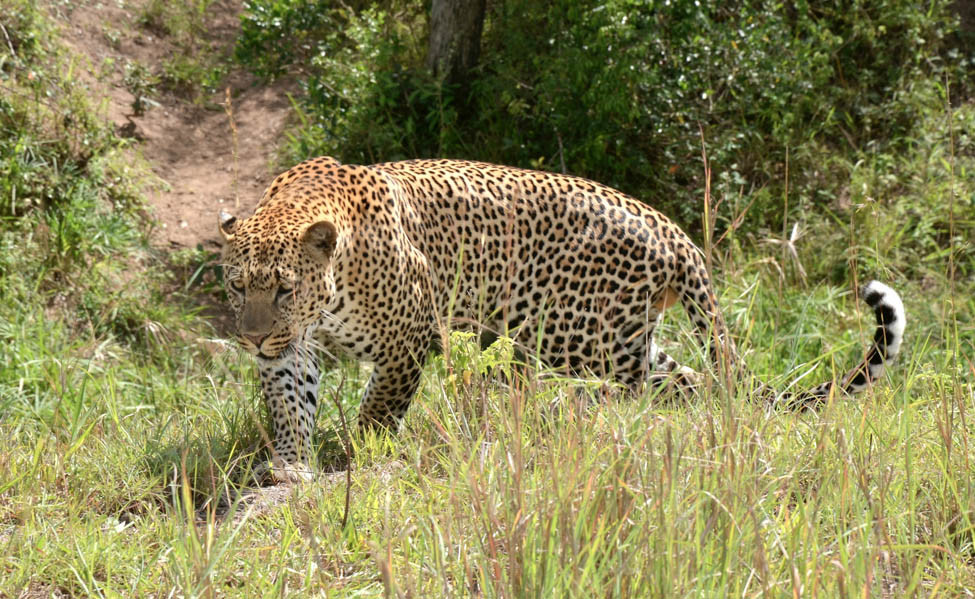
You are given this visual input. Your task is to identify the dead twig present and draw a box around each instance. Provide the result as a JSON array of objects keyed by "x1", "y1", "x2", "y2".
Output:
[
  {"x1": 0, "y1": 22, "x2": 16, "y2": 58},
  {"x1": 761, "y1": 222, "x2": 807, "y2": 285},
  {"x1": 712, "y1": 185, "x2": 756, "y2": 249},
  {"x1": 555, "y1": 127, "x2": 567, "y2": 174},
  {"x1": 327, "y1": 372, "x2": 353, "y2": 529}
]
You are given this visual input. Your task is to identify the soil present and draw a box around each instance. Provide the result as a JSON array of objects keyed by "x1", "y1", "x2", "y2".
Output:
[{"x1": 51, "y1": 0, "x2": 294, "y2": 251}]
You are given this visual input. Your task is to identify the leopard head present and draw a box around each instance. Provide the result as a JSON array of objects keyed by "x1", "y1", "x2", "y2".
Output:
[{"x1": 218, "y1": 210, "x2": 338, "y2": 358}]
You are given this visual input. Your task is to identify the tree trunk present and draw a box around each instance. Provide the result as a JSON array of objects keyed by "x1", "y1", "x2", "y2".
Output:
[{"x1": 427, "y1": 0, "x2": 487, "y2": 87}]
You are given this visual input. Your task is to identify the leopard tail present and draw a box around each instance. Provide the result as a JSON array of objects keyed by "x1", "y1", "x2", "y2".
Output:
[{"x1": 776, "y1": 280, "x2": 906, "y2": 408}]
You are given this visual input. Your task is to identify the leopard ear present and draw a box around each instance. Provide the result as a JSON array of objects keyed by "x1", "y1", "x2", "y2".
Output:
[
  {"x1": 218, "y1": 211, "x2": 237, "y2": 240},
  {"x1": 301, "y1": 221, "x2": 338, "y2": 261}
]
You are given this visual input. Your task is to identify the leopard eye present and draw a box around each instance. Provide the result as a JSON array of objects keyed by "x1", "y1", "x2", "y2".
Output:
[
  {"x1": 229, "y1": 279, "x2": 245, "y2": 295},
  {"x1": 276, "y1": 285, "x2": 294, "y2": 302}
]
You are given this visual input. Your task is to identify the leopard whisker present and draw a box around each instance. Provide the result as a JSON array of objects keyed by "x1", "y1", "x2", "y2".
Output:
[
  {"x1": 319, "y1": 309, "x2": 346, "y2": 328},
  {"x1": 298, "y1": 329, "x2": 340, "y2": 364}
]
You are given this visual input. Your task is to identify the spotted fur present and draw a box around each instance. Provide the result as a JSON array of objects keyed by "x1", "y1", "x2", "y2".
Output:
[{"x1": 219, "y1": 157, "x2": 906, "y2": 482}]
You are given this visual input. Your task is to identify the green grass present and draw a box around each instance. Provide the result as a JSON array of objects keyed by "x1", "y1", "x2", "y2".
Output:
[
  {"x1": 2, "y1": 0, "x2": 975, "y2": 597},
  {"x1": 2, "y1": 280, "x2": 973, "y2": 597},
  {"x1": 13, "y1": 267, "x2": 971, "y2": 595}
]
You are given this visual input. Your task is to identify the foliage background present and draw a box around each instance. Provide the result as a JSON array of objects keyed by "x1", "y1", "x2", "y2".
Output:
[
  {"x1": 2, "y1": 0, "x2": 975, "y2": 596},
  {"x1": 239, "y1": 0, "x2": 972, "y2": 243}
]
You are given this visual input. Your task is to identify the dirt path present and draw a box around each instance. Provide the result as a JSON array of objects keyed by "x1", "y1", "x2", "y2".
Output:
[{"x1": 52, "y1": 0, "x2": 293, "y2": 251}]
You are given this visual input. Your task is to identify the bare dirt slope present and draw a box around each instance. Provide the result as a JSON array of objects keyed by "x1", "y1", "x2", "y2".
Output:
[{"x1": 52, "y1": 0, "x2": 293, "y2": 250}]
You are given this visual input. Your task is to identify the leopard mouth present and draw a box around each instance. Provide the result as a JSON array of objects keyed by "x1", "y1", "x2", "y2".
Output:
[
  {"x1": 235, "y1": 334, "x2": 280, "y2": 359},
  {"x1": 252, "y1": 337, "x2": 300, "y2": 360}
]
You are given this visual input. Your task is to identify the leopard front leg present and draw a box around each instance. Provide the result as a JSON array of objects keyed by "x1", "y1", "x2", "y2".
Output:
[
  {"x1": 254, "y1": 345, "x2": 320, "y2": 483},
  {"x1": 357, "y1": 350, "x2": 427, "y2": 432}
]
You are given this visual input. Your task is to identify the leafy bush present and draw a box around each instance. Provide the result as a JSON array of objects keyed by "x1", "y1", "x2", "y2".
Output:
[
  {"x1": 236, "y1": 0, "x2": 345, "y2": 78},
  {"x1": 237, "y1": 0, "x2": 970, "y2": 240}
]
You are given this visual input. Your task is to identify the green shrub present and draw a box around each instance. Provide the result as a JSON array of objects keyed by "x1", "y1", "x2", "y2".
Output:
[
  {"x1": 236, "y1": 0, "x2": 345, "y2": 78},
  {"x1": 237, "y1": 0, "x2": 970, "y2": 240}
]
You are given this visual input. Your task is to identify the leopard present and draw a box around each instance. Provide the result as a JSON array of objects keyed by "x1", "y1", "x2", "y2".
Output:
[{"x1": 218, "y1": 156, "x2": 906, "y2": 483}]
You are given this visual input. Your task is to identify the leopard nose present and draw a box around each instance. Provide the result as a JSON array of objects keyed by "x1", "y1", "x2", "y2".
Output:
[{"x1": 243, "y1": 333, "x2": 267, "y2": 347}]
